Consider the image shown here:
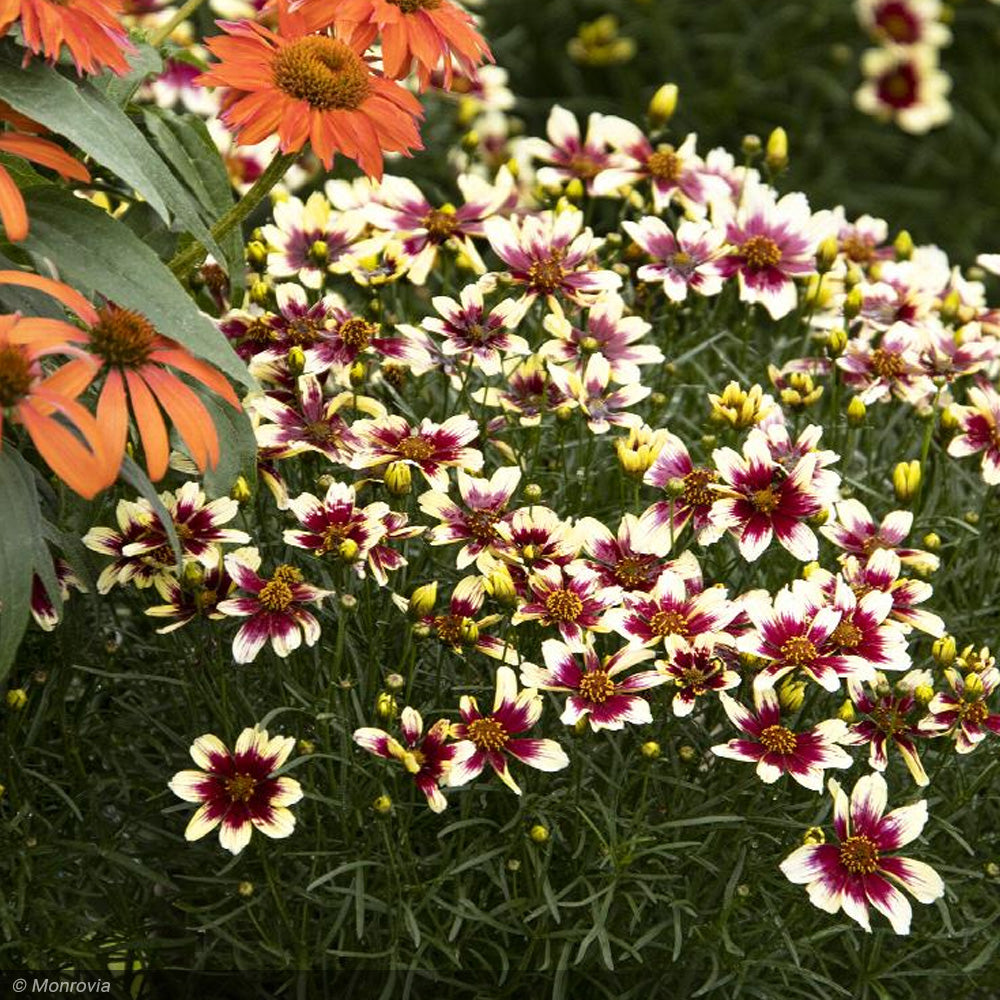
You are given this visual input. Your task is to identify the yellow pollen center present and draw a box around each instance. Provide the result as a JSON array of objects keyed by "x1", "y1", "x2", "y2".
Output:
[
  {"x1": 423, "y1": 208, "x2": 459, "y2": 240},
  {"x1": 272, "y1": 564, "x2": 303, "y2": 585},
  {"x1": 467, "y1": 716, "x2": 508, "y2": 751},
  {"x1": 751, "y1": 486, "x2": 780, "y2": 514},
  {"x1": 285, "y1": 316, "x2": 322, "y2": 346},
  {"x1": 759, "y1": 724, "x2": 798, "y2": 754},
  {"x1": 839, "y1": 834, "x2": 880, "y2": 875},
  {"x1": 958, "y1": 701, "x2": 988, "y2": 725},
  {"x1": 646, "y1": 148, "x2": 681, "y2": 181},
  {"x1": 870, "y1": 347, "x2": 905, "y2": 379},
  {"x1": 466, "y1": 508, "x2": 500, "y2": 541},
  {"x1": 781, "y1": 636, "x2": 818, "y2": 665},
  {"x1": 89, "y1": 306, "x2": 156, "y2": 368},
  {"x1": 831, "y1": 620, "x2": 863, "y2": 649},
  {"x1": 678, "y1": 665, "x2": 710, "y2": 692},
  {"x1": 306, "y1": 420, "x2": 339, "y2": 445},
  {"x1": 871, "y1": 705, "x2": 904, "y2": 734},
  {"x1": 0, "y1": 345, "x2": 33, "y2": 407},
  {"x1": 272, "y1": 37, "x2": 372, "y2": 111},
  {"x1": 649, "y1": 609, "x2": 689, "y2": 637},
  {"x1": 579, "y1": 670, "x2": 615, "y2": 704},
  {"x1": 397, "y1": 436, "x2": 436, "y2": 460},
  {"x1": 741, "y1": 235, "x2": 782, "y2": 270},
  {"x1": 568, "y1": 154, "x2": 602, "y2": 180},
  {"x1": 545, "y1": 588, "x2": 584, "y2": 622},
  {"x1": 613, "y1": 557, "x2": 648, "y2": 589},
  {"x1": 318, "y1": 523, "x2": 350, "y2": 554},
  {"x1": 683, "y1": 468, "x2": 718, "y2": 507},
  {"x1": 225, "y1": 773, "x2": 257, "y2": 803},
  {"x1": 258, "y1": 578, "x2": 294, "y2": 612},
  {"x1": 338, "y1": 317, "x2": 377, "y2": 351},
  {"x1": 434, "y1": 614, "x2": 464, "y2": 645},
  {"x1": 840, "y1": 234, "x2": 875, "y2": 263},
  {"x1": 528, "y1": 251, "x2": 567, "y2": 294}
]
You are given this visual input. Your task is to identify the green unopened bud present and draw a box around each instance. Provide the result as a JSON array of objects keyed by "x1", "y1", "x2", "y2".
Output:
[
  {"x1": 385, "y1": 461, "x2": 412, "y2": 496},
  {"x1": 816, "y1": 236, "x2": 839, "y2": 273},
  {"x1": 741, "y1": 134, "x2": 762, "y2": 158},
  {"x1": 678, "y1": 744, "x2": 697, "y2": 763},
  {"x1": 287, "y1": 345, "x2": 306, "y2": 375},
  {"x1": 844, "y1": 287, "x2": 863, "y2": 320},
  {"x1": 765, "y1": 126, "x2": 788, "y2": 172},
  {"x1": 778, "y1": 678, "x2": 806, "y2": 712},
  {"x1": 847, "y1": 397, "x2": 867, "y2": 426},
  {"x1": 183, "y1": 561, "x2": 205, "y2": 588},
  {"x1": 648, "y1": 82, "x2": 679, "y2": 126},
  {"x1": 246, "y1": 240, "x2": 268, "y2": 269},
  {"x1": 385, "y1": 672, "x2": 405, "y2": 691},
  {"x1": 892, "y1": 460, "x2": 921, "y2": 503},
  {"x1": 523, "y1": 483, "x2": 543, "y2": 502},
  {"x1": 932, "y1": 635, "x2": 956, "y2": 665},
  {"x1": 340, "y1": 594, "x2": 357, "y2": 611},
  {"x1": 665, "y1": 477, "x2": 687, "y2": 498},
  {"x1": 564, "y1": 178, "x2": 584, "y2": 202},
  {"x1": 893, "y1": 230, "x2": 914, "y2": 261},
  {"x1": 529, "y1": 824, "x2": 550, "y2": 844},
  {"x1": 640, "y1": 740, "x2": 661, "y2": 759},
  {"x1": 409, "y1": 582, "x2": 438, "y2": 618},
  {"x1": 985, "y1": 862, "x2": 1000, "y2": 878}
]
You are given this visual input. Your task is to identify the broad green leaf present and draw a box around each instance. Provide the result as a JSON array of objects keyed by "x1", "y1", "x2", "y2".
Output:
[
  {"x1": 199, "y1": 392, "x2": 258, "y2": 500},
  {"x1": 92, "y1": 40, "x2": 164, "y2": 107},
  {"x1": 20, "y1": 187, "x2": 253, "y2": 388},
  {"x1": 0, "y1": 449, "x2": 43, "y2": 681},
  {"x1": 0, "y1": 45, "x2": 222, "y2": 261}
]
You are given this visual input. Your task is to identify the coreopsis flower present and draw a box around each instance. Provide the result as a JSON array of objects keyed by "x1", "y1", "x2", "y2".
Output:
[
  {"x1": 844, "y1": 674, "x2": 930, "y2": 785},
  {"x1": 146, "y1": 56, "x2": 221, "y2": 116},
  {"x1": 712, "y1": 688, "x2": 852, "y2": 791},
  {"x1": 622, "y1": 216, "x2": 727, "y2": 302},
  {"x1": 919, "y1": 667, "x2": 1000, "y2": 753},
  {"x1": 821, "y1": 499, "x2": 939, "y2": 573},
  {"x1": 422, "y1": 283, "x2": 528, "y2": 377},
  {"x1": 0, "y1": 0, "x2": 134, "y2": 74},
  {"x1": 593, "y1": 124, "x2": 721, "y2": 215},
  {"x1": 447, "y1": 666, "x2": 569, "y2": 794},
  {"x1": 217, "y1": 554, "x2": 332, "y2": 663},
  {"x1": 709, "y1": 429, "x2": 827, "y2": 562},
  {"x1": 855, "y1": 45, "x2": 952, "y2": 134},
  {"x1": 29, "y1": 558, "x2": 86, "y2": 631},
  {"x1": 828, "y1": 208, "x2": 892, "y2": 267},
  {"x1": 197, "y1": 4, "x2": 423, "y2": 177},
  {"x1": 494, "y1": 505, "x2": 581, "y2": 572},
  {"x1": 419, "y1": 466, "x2": 521, "y2": 570},
  {"x1": 261, "y1": 192, "x2": 365, "y2": 289},
  {"x1": 946, "y1": 381, "x2": 1000, "y2": 485},
  {"x1": 837, "y1": 322, "x2": 932, "y2": 405},
  {"x1": 574, "y1": 513, "x2": 672, "y2": 593},
  {"x1": 169, "y1": 728, "x2": 303, "y2": 855},
  {"x1": 521, "y1": 638, "x2": 664, "y2": 731},
  {"x1": 323, "y1": 0, "x2": 492, "y2": 90},
  {"x1": 546, "y1": 354, "x2": 650, "y2": 434},
  {"x1": 283, "y1": 480, "x2": 388, "y2": 575},
  {"x1": 84, "y1": 497, "x2": 174, "y2": 593},
  {"x1": 918, "y1": 320, "x2": 998, "y2": 384},
  {"x1": 657, "y1": 636, "x2": 741, "y2": 717},
  {"x1": 780, "y1": 773, "x2": 944, "y2": 934},
  {"x1": 483, "y1": 209, "x2": 622, "y2": 324},
  {"x1": 714, "y1": 178, "x2": 830, "y2": 320},
  {"x1": 0, "y1": 106, "x2": 92, "y2": 242},
  {"x1": 856, "y1": 0, "x2": 950, "y2": 47},
  {"x1": 539, "y1": 294, "x2": 663, "y2": 385},
  {"x1": 472, "y1": 355, "x2": 570, "y2": 426},
  {"x1": 511, "y1": 562, "x2": 618, "y2": 650},
  {"x1": 635, "y1": 432, "x2": 724, "y2": 553},
  {"x1": 351, "y1": 413, "x2": 483, "y2": 490},
  {"x1": 365, "y1": 169, "x2": 516, "y2": 283},
  {"x1": 145, "y1": 547, "x2": 245, "y2": 633},
  {"x1": 824, "y1": 578, "x2": 911, "y2": 678},
  {"x1": 251, "y1": 376, "x2": 385, "y2": 463},
  {"x1": 608, "y1": 568, "x2": 739, "y2": 650},
  {"x1": 354, "y1": 707, "x2": 456, "y2": 813},
  {"x1": 708, "y1": 381, "x2": 776, "y2": 429},
  {"x1": 366, "y1": 508, "x2": 422, "y2": 586},
  {"x1": 528, "y1": 105, "x2": 614, "y2": 195},
  {"x1": 615, "y1": 423, "x2": 674, "y2": 479}
]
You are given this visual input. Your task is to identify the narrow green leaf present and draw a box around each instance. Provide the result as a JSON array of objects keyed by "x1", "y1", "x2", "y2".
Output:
[
  {"x1": 20, "y1": 187, "x2": 252, "y2": 388},
  {"x1": 119, "y1": 455, "x2": 182, "y2": 568},
  {"x1": 199, "y1": 392, "x2": 257, "y2": 500}
]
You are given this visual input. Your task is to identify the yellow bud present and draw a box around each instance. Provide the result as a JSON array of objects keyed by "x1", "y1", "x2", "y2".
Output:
[
  {"x1": 373, "y1": 794, "x2": 392, "y2": 815},
  {"x1": 802, "y1": 826, "x2": 826, "y2": 846},
  {"x1": 844, "y1": 287, "x2": 863, "y2": 320},
  {"x1": 778, "y1": 678, "x2": 806, "y2": 712},
  {"x1": 182, "y1": 560, "x2": 205, "y2": 588},
  {"x1": 485, "y1": 568, "x2": 518, "y2": 607},
  {"x1": 765, "y1": 126, "x2": 788, "y2": 172},
  {"x1": 648, "y1": 82, "x2": 679, "y2": 125},
  {"x1": 461, "y1": 128, "x2": 479, "y2": 151},
  {"x1": 964, "y1": 672, "x2": 985, "y2": 698},
  {"x1": 932, "y1": 635, "x2": 957, "y2": 666},
  {"x1": 505, "y1": 157, "x2": 520, "y2": 179},
  {"x1": 678, "y1": 745, "x2": 697, "y2": 763},
  {"x1": 287, "y1": 345, "x2": 306, "y2": 375},
  {"x1": 939, "y1": 289, "x2": 961, "y2": 325},
  {"x1": 965, "y1": 510, "x2": 980, "y2": 526},
  {"x1": 456, "y1": 98, "x2": 478, "y2": 127},
  {"x1": 836, "y1": 699, "x2": 856, "y2": 723},
  {"x1": 385, "y1": 461, "x2": 412, "y2": 496},
  {"x1": 349, "y1": 360, "x2": 366, "y2": 386},
  {"x1": 664, "y1": 477, "x2": 687, "y2": 498},
  {"x1": 556, "y1": 403, "x2": 575, "y2": 421},
  {"x1": 409, "y1": 581, "x2": 438, "y2": 618},
  {"x1": 459, "y1": 618, "x2": 480, "y2": 644},
  {"x1": 338, "y1": 538, "x2": 360, "y2": 562},
  {"x1": 246, "y1": 240, "x2": 268, "y2": 268},
  {"x1": 985, "y1": 862, "x2": 1000, "y2": 878},
  {"x1": 529, "y1": 824, "x2": 550, "y2": 844},
  {"x1": 237, "y1": 881, "x2": 255, "y2": 897},
  {"x1": 249, "y1": 280, "x2": 270, "y2": 306},
  {"x1": 816, "y1": 236, "x2": 839, "y2": 273},
  {"x1": 564, "y1": 178, "x2": 584, "y2": 202},
  {"x1": 309, "y1": 240, "x2": 328, "y2": 264},
  {"x1": 893, "y1": 230, "x2": 914, "y2": 261},
  {"x1": 376, "y1": 691, "x2": 398, "y2": 721},
  {"x1": 801, "y1": 561, "x2": 821, "y2": 579},
  {"x1": 231, "y1": 475, "x2": 252, "y2": 504},
  {"x1": 384, "y1": 672, "x2": 405, "y2": 692},
  {"x1": 847, "y1": 396, "x2": 867, "y2": 426},
  {"x1": 6, "y1": 688, "x2": 27, "y2": 711},
  {"x1": 523, "y1": 483, "x2": 543, "y2": 503},
  {"x1": 923, "y1": 532, "x2": 941, "y2": 550},
  {"x1": 297, "y1": 739, "x2": 315, "y2": 755},
  {"x1": 640, "y1": 740, "x2": 661, "y2": 759},
  {"x1": 573, "y1": 715, "x2": 588, "y2": 735},
  {"x1": 913, "y1": 684, "x2": 934, "y2": 707},
  {"x1": 892, "y1": 460, "x2": 921, "y2": 503}
]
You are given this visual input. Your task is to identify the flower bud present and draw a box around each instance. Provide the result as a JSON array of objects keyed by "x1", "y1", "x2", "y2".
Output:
[
  {"x1": 802, "y1": 826, "x2": 825, "y2": 846},
  {"x1": 246, "y1": 240, "x2": 268, "y2": 269},
  {"x1": 847, "y1": 396, "x2": 867, "y2": 426},
  {"x1": 297, "y1": 739, "x2": 316, "y2": 755},
  {"x1": 843, "y1": 287, "x2": 863, "y2": 320},
  {"x1": 507, "y1": 858, "x2": 521, "y2": 871},
  {"x1": 648, "y1": 82, "x2": 679, "y2": 125},
  {"x1": 349, "y1": 361, "x2": 366, "y2": 386},
  {"x1": 459, "y1": 618, "x2": 480, "y2": 645},
  {"x1": 376, "y1": 691, "x2": 398, "y2": 721},
  {"x1": 182, "y1": 560, "x2": 205, "y2": 588},
  {"x1": 6, "y1": 688, "x2": 27, "y2": 711},
  {"x1": 523, "y1": 483, "x2": 543, "y2": 503},
  {"x1": 932, "y1": 635, "x2": 956, "y2": 666},
  {"x1": 309, "y1": 240, "x2": 328, "y2": 264},
  {"x1": 249, "y1": 280, "x2": 270, "y2": 307},
  {"x1": 963, "y1": 672, "x2": 985, "y2": 698},
  {"x1": 529, "y1": 824, "x2": 550, "y2": 844},
  {"x1": 741, "y1": 134, "x2": 762, "y2": 158},
  {"x1": 893, "y1": 229, "x2": 914, "y2": 261},
  {"x1": 237, "y1": 881, "x2": 255, "y2": 897},
  {"x1": 640, "y1": 740, "x2": 661, "y2": 759},
  {"x1": 892, "y1": 460, "x2": 921, "y2": 503},
  {"x1": 385, "y1": 461, "x2": 412, "y2": 496},
  {"x1": 939, "y1": 289, "x2": 961, "y2": 326},
  {"x1": 340, "y1": 594, "x2": 357, "y2": 611},
  {"x1": 986, "y1": 862, "x2": 1000, "y2": 878},
  {"x1": 564, "y1": 178, "x2": 584, "y2": 203},
  {"x1": 778, "y1": 678, "x2": 806, "y2": 712},
  {"x1": 231, "y1": 475, "x2": 252, "y2": 504},
  {"x1": 373, "y1": 794, "x2": 392, "y2": 815},
  {"x1": 408, "y1": 582, "x2": 438, "y2": 618},
  {"x1": 765, "y1": 126, "x2": 788, "y2": 172},
  {"x1": 923, "y1": 532, "x2": 941, "y2": 550},
  {"x1": 485, "y1": 567, "x2": 518, "y2": 607},
  {"x1": 677, "y1": 744, "x2": 697, "y2": 763},
  {"x1": 816, "y1": 236, "x2": 839, "y2": 273},
  {"x1": 836, "y1": 699, "x2": 856, "y2": 723},
  {"x1": 825, "y1": 327, "x2": 848, "y2": 356},
  {"x1": 913, "y1": 684, "x2": 934, "y2": 707},
  {"x1": 287, "y1": 345, "x2": 306, "y2": 375}
]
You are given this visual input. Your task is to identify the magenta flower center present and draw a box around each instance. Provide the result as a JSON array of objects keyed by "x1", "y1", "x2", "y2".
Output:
[
  {"x1": 839, "y1": 834, "x2": 881, "y2": 874},
  {"x1": 545, "y1": 588, "x2": 584, "y2": 622},
  {"x1": 528, "y1": 251, "x2": 567, "y2": 294},
  {"x1": 467, "y1": 716, "x2": 508, "y2": 751},
  {"x1": 877, "y1": 64, "x2": 918, "y2": 109},
  {"x1": 579, "y1": 669, "x2": 615, "y2": 704},
  {"x1": 397, "y1": 435, "x2": 437, "y2": 460},
  {"x1": 649, "y1": 609, "x2": 689, "y2": 637},
  {"x1": 646, "y1": 147, "x2": 681, "y2": 181},
  {"x1": 780, "y1": 636, "x2": 818, "y2": 666},
  {"x1": 759, "y1": 724, "x2": 798, "y2": 754},
  {"x1": 740, "y1": 235, "x2": 782, "y2": 271},
  {"x1": 0, "y1": 345, "x2": 33, "y2": 407},
  {"x1": 225, "y1": 773, "x2": 258, "y2": 803}
]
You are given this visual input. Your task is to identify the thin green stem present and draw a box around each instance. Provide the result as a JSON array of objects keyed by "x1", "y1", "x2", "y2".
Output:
[{"x1": 149, "y1": 0, "x2": 210, "y2": 47}]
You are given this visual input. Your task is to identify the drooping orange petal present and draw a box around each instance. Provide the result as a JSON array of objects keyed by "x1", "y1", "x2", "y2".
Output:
[
  {"x1": 0, "y1": 133, "x2": 90, "y2": 183},
  {"x1": 148, "y1": 347, "x2": 240, "y2": 407},
  {"x1": 124, "y1": 370, "x2": 169, "y2": 481},
  {"x1": 0, "y1": 270, "x2": 99, "y2": 324},
  {"x1": 143, "y1": 367, "x2": 219, "y2": 471},
  {"x1": 18, "y1": 400, "x2": 109, "y2": 500},
  {"x1": 96, "y1": 369, "x2": 128, "y2": 484},
  {"x1": 0, "y1": 165, "x2": 29, "y2": 242},
  {"x1": 8, "y1": 316, "x2": 89, "y2": 348}
]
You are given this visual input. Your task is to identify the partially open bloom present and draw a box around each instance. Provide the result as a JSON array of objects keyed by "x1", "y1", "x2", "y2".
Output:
[
  {"x1": 946, "y1": 381, "x2": 1000, "y2": 486},
  {"x1": 169, "y1": 728, "x2": 303, "y2": 855},
  {"x1": 712, "y1": 688, "x2": 852, "y2": 791},
  {"x1": 821, "y1": 498, "x2": 939, "y2": 573},
  {"x1": 546, "y1": 353, "x2": 650, "y2": 434},
  {"x1": 198, "y1": 5, "x2": 423, "y2": 177},
  {"x1": 528, "y1": 105, "x2": 614, "y2": 194},
  {"x1": 837, "y1": 322, "x2": 931, "y2": 405},
  {"x1": 919, "y1": 667, "x2": 1000, "y2": 753},
  {"x1": 447, "y1": 666, "x2": 569, "y2": 794},
  {"x1": 217, "y1": 554, "x2": 332, "y2": 663},
  {"x1": 780, "y1": 773, "x2": 944, "y2": 934},
  {"x1": 521, "y1": 638, "x2": 664, "y2": 731},
  {"x1": 574, "y1": 513, "x2": 674, "y2": 593},
  {"x1": 656, "y1": 636, "x2": 741, "y2": 717},
  {"x1": 30, "y1": 558, "x2": 86, "y2": 631},
  {"x1": 145, "y1": 547, "x2": 245, "y2": 633},
  {"x1": 354, "y1": 707, "x2": 455, "y2": 812}
]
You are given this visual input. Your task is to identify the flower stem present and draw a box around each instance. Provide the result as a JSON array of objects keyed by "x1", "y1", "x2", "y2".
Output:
[
  {"x1": 149, "y1": 0, "x2": 210, "y2": 47},
  {"x1": 168, "y1": 150, "x2": 297, "y2": 280}
]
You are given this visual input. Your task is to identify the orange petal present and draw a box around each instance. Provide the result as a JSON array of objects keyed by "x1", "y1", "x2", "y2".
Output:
[
  {"x1": 0, "y1": 269, "x2": 99, "y2": 325},
  {"x1": 125, "y1": 370, "x2": 169, "y2": 481},
  {"x1": 18, "y1": 402, "x2": 109, "y2": 500},
  {"x1": 149, "y1": 347, "x2": 240, "y2": 407},
  {"x1": 0, "y1": 133, "x2": 90, "y2": 183},
  {"x1": 96, "y1": 370, "x2": 128, "y2": 484},
  {"x1": 0, "y1": 165, "x2": 28, "y2": 242},
  {"x1": 143, "y1": 367, "x2": 219, "y2": 471}
]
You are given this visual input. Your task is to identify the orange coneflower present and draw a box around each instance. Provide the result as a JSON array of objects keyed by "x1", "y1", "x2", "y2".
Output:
[
  {"x1": 0, "y1": 0, "x2": 134, "y2": 75},
  {"x1": 0, "y1": 270, "x2": 241, "y2": 484},
  {"x1": 0, "y1": 103, "x2": 91, "y2": 242},
  {"x1": 0, "y1": 312, "x2": 111, "y2": 499},
  {"x1": 197, "y1": 3, "x2": 424, "y2": 179},
  {"x1": 318, "y1": 0, "x2": 492, "y2": 89}
]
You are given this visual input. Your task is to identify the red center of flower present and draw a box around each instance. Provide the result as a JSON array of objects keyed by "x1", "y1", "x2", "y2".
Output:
[
  {"x1": 649, "y1": 609, "x2": 689, "y2": 637},
  {"x1": 0, "y1": 345, "x2": 32, "y2": 407},
  {"x1": 780, "y1": 636, "x2": 818, "y2": 665},
  {"x1": 528, "y1": 251, "x2": 567, "y2": 294},
  {"x1": 545, "y1": 588, "x2": 584, "y2": 622},
  {"x1": 338, "y1": 317, "x2": 377, "y2": 351},
  {"x1": 225, "y1": 773, "x2": 258, "y2": 803},
  {"x1": 397, "y1": 436, "x2": 436, "y2": 460},
  {"x1": 89, "y1": 305, "x2": 156, "y2": 368},
  {"x1": 874, "y1": 2, "x2": 920, "y2": 43},
  {"x1": 831, "y1": 620, "x2": 863, "y2": 649},
  {"x1": 579, "y1": 669, "x2": 615, "y2": 704},
  {"x1": 870, "y1": 347, "x2": 905, "y2": 379},
  {"x1": 839, "y1": 834, "x2": 881, "y2": 874},
  {"x1": 272, "y1": 37, "x2": 372, "y2": 111},
  {"x1": 423, "y1": 209, "x2": 459, "y2": 241},
  {"x1": 740, "y1": 235, "x2": 782, "y2": 271},
  {"x1": 683, "y1": 468, "x2": 718, "y2": 507},
  {"x1": 759, "y1": 724, "x2": 798, "y2": 754},
  {"x1": 466, "y1": 508, "x2": 500, "y2": 541},
  {"x1": 467, "y1": 716, "x2": 508, "y2": 750},
  {"x1": 750, "y1": 486, "x2": 780, "y2": 514},
  {"x1": 876, "y1": 64, "x2": 918, "y2": 109},
  {"x1": 646, "y1": 147, "x2": 681, "y2": 181}
]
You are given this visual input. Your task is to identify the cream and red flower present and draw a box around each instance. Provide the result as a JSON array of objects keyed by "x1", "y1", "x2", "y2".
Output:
[
  {"x1": 919, "y1": 667, "x2": 1000, "y2": 754},
  {"x1": 472, "y1": 355, "x2": 570, "y2": 427},
  {"x1": 711, "y1": 688, "x2": 852, "y2": 791},
  {"x1": 354, "y1": 707, "x2": 455, "y2": 813},
  {"x1": 447, "y1": 666, "x2": 569, "y2": 795},
  {"x1": 493, "y1": 505, "x2": 581, "y2": 573},
  {"x1": 217, "y1": 553, "x2": 332, "y2": 664},
  {"x1": 622, "y1": 216, "x2": 727, "y2": 302},
  {"x1": 29, "y1": 557, "x2": 86, "y2": 632},
  {"x1": 837, "y1": 322, "x2": 932, "y2": 405},
  {"x1": 821, "y1": 498, "x2": 939, "y2": 573},
  {"x1": 780, "y1": 773, "x2": 944, "y2": 934},
  {"x1": 946, "y1": 381, "x2": 1000, "y2": 486},
  {"x1": 546, "y1": 354, "x2": 650, "y2": 435},
  {"x1": 528, "y1": 105, "x2": 614, "y2": 195},
  {"x1": 656, "y1": 635, "x2": 741, "y2": 717},
  {"x1": 855, "y1": 45, "x2": 952, "y2": 135},
  {"x1": 145, "y1": 547, "x2": 246, "y2": 634},
  {"x1": 169, "y1": 727, "x2": 303, "y2": 855},
  {"x1": 520, "y1": 638, "x2": 664, "y2": 731},
  {"x1": 366, "y1": 509, "x2": 421, "y2": 586},
  {"x1": 351, "y1": 413, "x2": 483, "y2": 490},
  {"x1": 574, "y1": 513, "x2": 672, "y2": 593}
]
